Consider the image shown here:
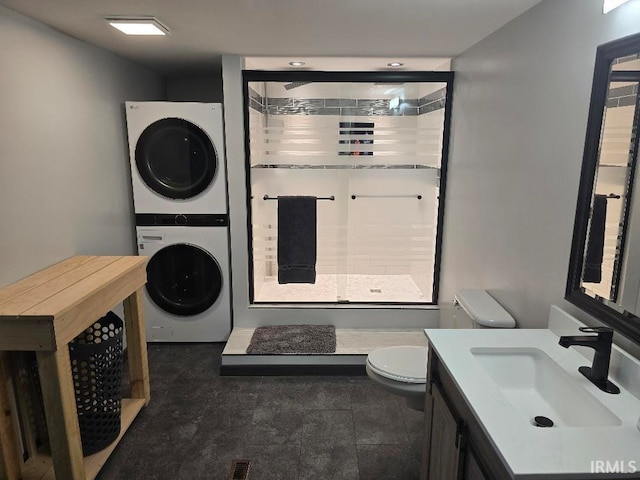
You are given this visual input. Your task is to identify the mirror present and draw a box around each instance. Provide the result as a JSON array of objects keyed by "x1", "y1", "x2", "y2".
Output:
[{"x1": 567, "y1": 32, "x2": 640, "y2": 343}]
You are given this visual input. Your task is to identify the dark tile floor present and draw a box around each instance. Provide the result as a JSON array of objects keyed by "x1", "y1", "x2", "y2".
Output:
[{"x1": 97, "y1": 343, "x2": 425, "y2": 480}]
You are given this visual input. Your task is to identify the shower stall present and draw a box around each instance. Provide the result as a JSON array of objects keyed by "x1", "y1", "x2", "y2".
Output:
[{"x1": 243, "y1": 71, "x2": 453, "y2": 305}]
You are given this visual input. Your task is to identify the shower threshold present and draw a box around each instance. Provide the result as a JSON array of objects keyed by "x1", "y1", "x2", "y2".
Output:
[{"x1": 220, "y1": 327, "x2": 428, "y2": 375}]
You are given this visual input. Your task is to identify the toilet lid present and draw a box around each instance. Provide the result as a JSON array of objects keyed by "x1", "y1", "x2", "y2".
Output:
[{"x1": 366, "y1": 346, "x2": 428, "y2": 384}]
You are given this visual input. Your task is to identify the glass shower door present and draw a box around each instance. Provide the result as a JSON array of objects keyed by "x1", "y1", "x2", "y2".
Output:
[{"x1": 245, "y1": 74, "x2": 451, "y2": 305}]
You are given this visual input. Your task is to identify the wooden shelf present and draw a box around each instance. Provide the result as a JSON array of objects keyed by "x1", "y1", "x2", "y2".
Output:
[
  {"x1": 21, "y1": 398, "x2": 145, "y2": 480},
  {"x1": 0, "y1": 256, "x2": 150, "y2": 480}
]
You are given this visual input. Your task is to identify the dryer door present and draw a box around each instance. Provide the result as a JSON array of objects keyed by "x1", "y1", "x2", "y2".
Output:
[
  {"x1": 146, "y1": 243, "x2": 223, "y2": 316},
  {"x1": 135, "y1": 118, "x2": 218, "y2": 199}
]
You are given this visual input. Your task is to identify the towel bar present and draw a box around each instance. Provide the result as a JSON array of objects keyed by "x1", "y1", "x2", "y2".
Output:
[
  {"x1": 351, "y1": 194, "x2": 422, "y2": 200},
  {"x1": 263, "y1": 195, "x2": 335, "y2": 201}
]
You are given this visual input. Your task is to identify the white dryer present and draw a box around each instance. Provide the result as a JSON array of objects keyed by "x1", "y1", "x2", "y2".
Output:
[
  {"x1": 136, "y1": 214, "x2": 231, "y2": 342},
  {"x1": 125, "y1": 102, "x2": 227, "y2": 214}
]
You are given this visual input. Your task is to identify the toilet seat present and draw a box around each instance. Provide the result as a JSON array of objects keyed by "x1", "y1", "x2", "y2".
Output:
[{"x1": 366, "y1": 346, "x2": 428, "y2": 384}]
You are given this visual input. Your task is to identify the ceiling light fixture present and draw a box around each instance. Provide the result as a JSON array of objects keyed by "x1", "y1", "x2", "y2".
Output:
[
  {"x1": 603, "y1": 0, "x2": 631, "y2": 13},
  {"x1": 106, "y1": 17, "x2": 170, "y2": 36},
  {"x1": 289, "y1": 61, "x2": 305, "y2": 67},
  {"x1": 387, "y1": 62, "x2": 404, "y2": 68}
]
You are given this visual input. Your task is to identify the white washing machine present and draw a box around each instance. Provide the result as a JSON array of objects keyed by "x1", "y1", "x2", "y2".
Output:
[
  {"x1": 136, "y1": 214, "x2": 231, "y2": 342},
  {"x1": 125, "y1": 102, "x2": 227, "y2": 214}
]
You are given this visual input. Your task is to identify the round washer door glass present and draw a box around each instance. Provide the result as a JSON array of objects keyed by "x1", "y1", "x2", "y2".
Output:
[
  {"x1": 146, "y1": 244, "x2": 223, "y2": 316},
  {"x1": 135, "y1": 118, "x2": 217, "y2": 199}
]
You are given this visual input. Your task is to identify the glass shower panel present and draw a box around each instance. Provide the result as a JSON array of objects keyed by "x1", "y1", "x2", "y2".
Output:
[{"x1": 246, "y1": 77, "x2": 449, "y2": 304}]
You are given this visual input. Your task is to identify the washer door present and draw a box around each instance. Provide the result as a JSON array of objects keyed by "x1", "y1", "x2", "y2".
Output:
[
  {"x1": 135, "y1": 118, "x2": 218, "y2": 199},
  {"x1": 146, "y1": 244, "x2": 223, "y2": 316}
]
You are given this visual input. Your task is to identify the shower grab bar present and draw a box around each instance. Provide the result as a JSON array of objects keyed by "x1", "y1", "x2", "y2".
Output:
[
  {"x1": 351, "y1": 194, "x2": 422, "y2": 200},
  {"x1": 263, "y1": 195, "x2": 336, "y2": 201}
]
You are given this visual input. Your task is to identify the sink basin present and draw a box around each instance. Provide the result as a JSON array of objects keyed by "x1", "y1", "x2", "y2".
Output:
[{"x1": 471, "y1": 347, "x2": 621, "y2": 427}]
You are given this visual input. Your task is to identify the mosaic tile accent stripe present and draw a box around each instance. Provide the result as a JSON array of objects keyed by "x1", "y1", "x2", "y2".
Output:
[
  {"x1": 251, "y1": 164, "x2": 440, "y2": 170},
  {"x1": 247, "y1": 86, "x2": 447, "y2": 116}
]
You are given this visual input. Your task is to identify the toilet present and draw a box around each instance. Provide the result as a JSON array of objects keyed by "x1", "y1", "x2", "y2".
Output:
[{"x1": 365, "y1": 289, "x2": 516, "y2": 411}]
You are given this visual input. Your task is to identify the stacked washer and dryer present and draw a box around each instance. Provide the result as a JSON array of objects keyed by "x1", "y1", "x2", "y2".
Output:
[{"x1": 125, "y1": 102, "x2": 231, "y2": 342}]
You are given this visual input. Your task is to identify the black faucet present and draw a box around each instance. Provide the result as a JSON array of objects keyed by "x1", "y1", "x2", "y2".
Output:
[{"x1": 558, "y1": 326, "x2": 620, "y2": 394}]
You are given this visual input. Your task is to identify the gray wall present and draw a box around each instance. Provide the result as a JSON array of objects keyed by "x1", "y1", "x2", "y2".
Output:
[
  {"x1": 440, "y1": 0, "x2": 640, "y2": 329},
  {"x1": 0, "y1": 6, "x2": 165, "y2": 287},
  {"x1": 166, "y1": 74, "x2": 224, "y2": 103}
]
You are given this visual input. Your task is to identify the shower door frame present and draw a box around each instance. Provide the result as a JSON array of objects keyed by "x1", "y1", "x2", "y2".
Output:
[{"x1": 242, "y1": 70, "x2": 454, "y2": 306}]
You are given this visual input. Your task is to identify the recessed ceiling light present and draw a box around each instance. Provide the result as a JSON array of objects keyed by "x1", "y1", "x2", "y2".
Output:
[
  {"x1": 603, "y1": 0, "x2": 631, "y2": 13},
  {"x1": 106, "y1": 17, "x2": 170, "y2": 36},
  {"x1": 387, "y1": 62, "x2": 404, "y2": 67},
  {"x1": 289, "y1": 61, "x2": 305, "y2": 67}
]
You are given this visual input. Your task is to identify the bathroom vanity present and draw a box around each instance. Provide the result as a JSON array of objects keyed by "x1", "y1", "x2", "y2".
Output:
[
  {"x1": 422, "y1": 342, "x2": 504, "y2": 480},
  {"x1": 422, "y1": 316, "x2": 640, "y2": 479}
]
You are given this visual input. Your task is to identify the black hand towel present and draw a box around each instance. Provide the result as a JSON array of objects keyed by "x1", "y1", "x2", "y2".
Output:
[
  {"x1": 277, "y1": 196, "x2": 317, "y2": 284},
  {"x1": 583, "y1": 194, "x2": 607, "y2": 283}
]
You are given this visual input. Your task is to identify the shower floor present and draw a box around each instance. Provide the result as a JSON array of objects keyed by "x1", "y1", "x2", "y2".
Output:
[{"x1": 254, "y1": 273, "x2": 428, "y2": 303}]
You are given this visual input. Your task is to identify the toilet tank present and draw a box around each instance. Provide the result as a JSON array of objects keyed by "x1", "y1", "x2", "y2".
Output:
[{"x1": 454, "y1": 289, "x2": 516, "y2": 328}]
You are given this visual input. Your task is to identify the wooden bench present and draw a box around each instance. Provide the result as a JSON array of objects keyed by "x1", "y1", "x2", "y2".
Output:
[{"x1": 0, "y1": 256, "x2": 150, "y2": 480}]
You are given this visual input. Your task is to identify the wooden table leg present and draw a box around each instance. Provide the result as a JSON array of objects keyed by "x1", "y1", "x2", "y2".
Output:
[
  {"x1": 0, "y1": 352, "x2": 21, "y2": 480},
  {"x1": 123, "y1": 288, "x2": 150, "y2": 405},
  {"x1": 36, "y1": 347, "x2": 86, "y2": 480}
]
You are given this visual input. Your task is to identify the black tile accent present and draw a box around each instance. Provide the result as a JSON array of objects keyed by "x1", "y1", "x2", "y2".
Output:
[
  {"x1": 249, "y1": 97, "x2": 263, "y2": 113},
  {"x1": 316, "y1": 107, "x2": 342, "y2": 115},
  {"x1": 419, "y1": 87, "x2": 447, "y2": 106},
  {"x1": 609, "y1": 84, "x2": 637, "y2": 98},
  {"x1": 248, "y1": 86, "x2": 263, "y2": 104},
  {"x1": 401, "y1": 106, "x2": 419, "y2": 116},
  {"x1": 340, "y1": 107, "x2": 377, "y2": 117},
  {"x1": 619, "y1": 95, "x2": 637, "y2": 107},
  {"x1": 340, "y1": 122, "x2": 375, "y2": 129},
  {"x1": 267, "y1": 97, "x2": 294, "y2": 107},
  {"x1": 220, "y1": 363, "x2": 367, "y2": 376},
  {"x1": 420, "y1": 98, "x2": 447, "y2": 115},
  {"x1": 326, "y1": 98, "x2": 357, "y2": 107}
]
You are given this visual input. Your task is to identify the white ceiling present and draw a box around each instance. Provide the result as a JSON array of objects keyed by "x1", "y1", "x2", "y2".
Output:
[{"x1": 0, "y1": 0, "x2": 544, "y2": 76}]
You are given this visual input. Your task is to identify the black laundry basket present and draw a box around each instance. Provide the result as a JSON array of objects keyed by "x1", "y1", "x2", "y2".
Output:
[{"x1": 68, "y1": 311, "x2": 124, "y2": 456}]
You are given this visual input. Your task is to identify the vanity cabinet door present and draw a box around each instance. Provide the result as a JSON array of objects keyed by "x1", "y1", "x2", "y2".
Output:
[
  {"x1": 424, "y1": 383, "x2": 464, "y2": 480},
  {"x1": 423, "y1": 346, "x2": 513, "y2": 480},
  {"x1": 463, "y1": 448, "x2": 488, "y2": 480}
]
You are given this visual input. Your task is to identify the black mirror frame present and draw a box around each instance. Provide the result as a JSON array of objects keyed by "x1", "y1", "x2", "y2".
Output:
[{"x1": 566, "y1": 32, "x2": 640, "y2": 345}]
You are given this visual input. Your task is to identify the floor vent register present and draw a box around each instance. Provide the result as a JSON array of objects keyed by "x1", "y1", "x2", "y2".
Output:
[{"x1": 228, "y1": 459, "x2": 251, "y2": 480}]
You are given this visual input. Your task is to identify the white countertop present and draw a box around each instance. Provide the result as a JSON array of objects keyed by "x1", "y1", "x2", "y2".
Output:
[{"x1": 424, "y1": 328, "x2": 640, "y2": 479}]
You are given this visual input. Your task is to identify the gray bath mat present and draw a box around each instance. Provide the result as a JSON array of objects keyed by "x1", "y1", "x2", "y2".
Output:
[{"x1": 246, "y1": 325, "x2": 336, "y2": 354}]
